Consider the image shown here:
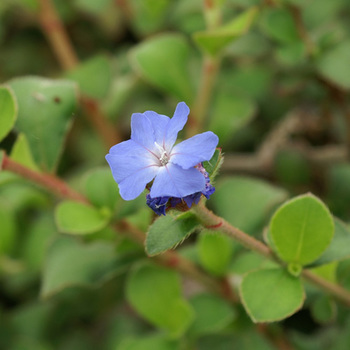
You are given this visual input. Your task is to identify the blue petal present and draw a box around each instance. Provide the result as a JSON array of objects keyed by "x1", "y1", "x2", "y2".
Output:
[
  {"x1": 164, "y1": 102, "x2": 190, "y2": 150},
  {"x1": 105, "y1": 140, "x2": 159, "y2": 200},
  {"x1": 144, "y1": 111, "x2": 170, "y2": 147},
  {"x1": 131, "y1": 113, "x2": 156, "y2": 151},
  {"x1": 150, "y1": 163, "x2": 206, "y2": 198},
  {"x1": 170, "y1": 131, "x2": 219, "y2": 169}
]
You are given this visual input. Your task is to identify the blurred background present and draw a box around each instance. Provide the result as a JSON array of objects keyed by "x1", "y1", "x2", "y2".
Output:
[{"x1": 1, "y1": 0, "x2": 350, "y2": 349}]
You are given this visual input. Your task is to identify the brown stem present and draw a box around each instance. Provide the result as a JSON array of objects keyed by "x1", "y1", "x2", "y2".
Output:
[{"x1": 193, "y1": 202, "x2": 350, "y2": 307}]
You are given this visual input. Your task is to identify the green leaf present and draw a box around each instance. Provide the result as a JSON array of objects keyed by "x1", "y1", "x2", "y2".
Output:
[
  {"x1": 311, "y1": 295, "x2": 336, "y2": 324},
  {"x1": 198, "y1": 230, "x2": 234, "y2": 276},
  {"x1": 55, "y1": 200, "x2": 111, "y2": 235},
  {"x1": 193, "y1": 7, "x2": 258, "y2": 56},
  {"x1": 41, "y1": 236, "x2": 131, "y2": 298},
  {"x1": 202, "y1": 148, "x2": 224, "y2": 183},
  {"x1": 66, "y1": 55, "x2": 112, "y2": 99},
  {"x1": 145, "y1": 211, "x2": 200, "y2": 256},
  {"x1": 240, "y1": 268, "x2": 305, "y2": 323},
  {"x1": 0, "y1": 206, "x2": 16, "y2": 255},
  {"x1": 260, "y1": 8, "x2": 299, "y2": 44},
  {"x1": 10, "y1": 133, "x2": 39, "y2": 171},
  {"x1": 126, "y1": 263, "x2": 194, "y2": 337},
  {"x1": 316, "y1": 41, "x2": 350, "y2": 90},
  {"x1": 84, "y1": 167, "x2": 120, "y2": 210},
  {"x1": 312, "y1": 218, "x2": 350, "y2": 266},
  {"x1": 9, "y1": 76, "x2": 77, "y2": 172},
  {"x1": 209, "y1": 93, "x2": 256, "y2": 145},
  {"x1": 188, "y1": 293, "x2": 235, "y2": 335},
  {"x1": 129, "y1": 34, "x2": 194, "y2": 102},
  {"x1": 0, "y1": 85, "x2": 17, "y2": 142},
  {"x1": 212, "y1": 177, "x2": 288, "y2": 235},
  {"x1": 270, "y1": 193, "x2": 334, "y2": 266}
]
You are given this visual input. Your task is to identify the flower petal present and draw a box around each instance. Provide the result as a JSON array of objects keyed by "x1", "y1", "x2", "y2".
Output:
[
  {"x1": 170, "y1": 131, "x2": 219, "y2": 169},
  {"x1": 105, "y1": 139, "x2": 159, "y2": 200},
  {"x1": 144, "y1": 111, "x2": 170, "y2": 146},
  {"x1": 150, "y1": 163, "x2": 206, "y2": 198},
  {"x1": 131, "y1": 113, "x2": 156, "y2": 151},
  {"x1": 164, "y1": 102, "x2": 190, "y2": 150}
]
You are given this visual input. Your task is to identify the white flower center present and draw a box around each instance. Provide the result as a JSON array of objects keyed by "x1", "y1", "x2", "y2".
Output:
[{"x1": 154, "y1": 142, "x2": 170, "y2": 166}]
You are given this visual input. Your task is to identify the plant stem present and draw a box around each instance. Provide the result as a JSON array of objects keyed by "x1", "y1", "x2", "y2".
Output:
[
  {"x1": 192, "y1": 201, "x2": 350, "y2": 307},
  {"x1": 38, "y1": 0, "x2": 121, "y2": 148}
]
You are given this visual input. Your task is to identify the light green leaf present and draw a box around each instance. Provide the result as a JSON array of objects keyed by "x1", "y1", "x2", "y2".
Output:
[
  {"x1": 66, "y1": 54, "x2": 112, "y2": 99},
  {"x1": 212, "y1": 177, "x2": 288, "y2": 235},
  {"x1": 312, "y1": 218, "x2": 350, "y2": 266},
  {"x1": 193, "y1": 7, "x2": 258, "y2": 56},
  {"x1": 260, "y1": 8, "x2": 299, "y2": 44},
  {"x1": 146, "y1": 211, "x2": 200, "y2": 256},
  {"x1": 9, "y1": 76, "x2": 77, "y2": 172},
  {"x1": 41, "y1": 236, "x2": 131, "y2": 298},
  {"x1": 209, "y1": 93, "x2": 256, "y2": 145},
  {"x1": 126, "y1": 263, "x2": 194, "y2": 337},
  {"x1": 118, "y1": 334, "x2": 179, "y2": 350},
  {"x1": 188, "y1": 293, "x2": 235, "y2": 335},
  {"x1": 55, "y1": 200, "x2": 111, "y2": 235},
  {"x1": 270, "y1": 193, "x2": 334, "y2": 266},
  {"x1": 240, "y1": 268, "x2": 305, "y2": 323},
  {"x1": 316, "y1": 41, "x2": 350, "y2": 90},
  {"x1": 0, "y1": 85, "x2": 17, "y2": 142},
  {"x1": 198, "y1": 230, "x2": 234, "y2": 276},
  {"x1": 10, "y1": 133, "x2": 39, "y2": 171},
  {"x1": 84, "y1": 167, "x2": 120, "y2": 210},
  {"x1": 202, "y1": 148, "x2": 224, "y2": 183},
  {"x1": 0, "y1": 206, "x2": 16, "y2": 255},
  {"x1": 129, "y1": 34, "x2": 194, "y2": 102}
]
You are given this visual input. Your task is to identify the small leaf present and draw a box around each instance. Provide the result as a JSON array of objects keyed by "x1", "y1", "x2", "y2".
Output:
[
  {"x1": 10, "y1": 133, "x2": 39, "y2": 171},
  {"x1": 240, "y1": 268, "x2": 305, "y2": 323},
  {"x1": 9, "y1": 77, "x2": 77, "y2": 172},
  {"x1": 145, "y1": 211, "x2": 200, "y2": 256},
  {"x1": 126, "y1": 263, "x2": 194, "y2": 336},
  {"x1": 193, "y1": 7, "x2": 258, "y2": 56},
  {"x1": 202, "y1": 148, "x2": 223, "y2": 182},
  {"x1": 41, "y1": 236, "x2": 131, "y2": 298},
  {"x1": 213, "y1": 177, "x2": 288, "y2": 235},
  {"x1": 66, "y1": 55, "x2": 112, "y2": 99},
  {"x1": 55, "y1": 200, "x2": 111, "y2": 235},
  {"x1": 198, "y1": 230, "x2": 234, "y2": 276},
  {"x1": 119, "y1": 334, "x2": 179, "y2": 350},
  {"x1": 0, "y1": 85, "x2": 17, "y2": 141},
  {"x1": 129, "y1": 34, "x2": 194, "y2": 102},
  {"x1": 84, "y1": 167, "x2": 120, "y2": 210},
  {"x1": 270, "y1": 193, "x2": 334, "y2": 266},
  {"x1": 311, "y1": 295, "x2": 337, "y2": 324},
  {"x1": 312, "y1": 218, "x2": 350, "y2": 266},
  {"x1": 316, "y1": 41, "x2": 350, "y2": 90},
  {"x1": 188, "y1": 293, "x2": 235, "y2": 335}
]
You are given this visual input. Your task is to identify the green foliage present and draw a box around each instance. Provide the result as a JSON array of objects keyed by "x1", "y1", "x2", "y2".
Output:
[
  {"x1": 55, "y1": 200, "x2": 111, "y2": 235},
  {"x1": 126, "y1": 263, "x2": 194, "y2": 336},
  {"x1": 10, "y1": 133, "x2": 39, "y2": 170},
  {"x1": 146, "y1": 211, "x2": 200, "y2": 256},
  {"x1": 240, "y1": 268, "x2": 305, "y2": 323},
  {"x1": 0, "y1": 85, "x2": 17, "y2": 141},
  {"x1": 270, "y1": 194, "x2": 334, "y2": 266},
  {"x1": 9, "y1": 77, "x2": 78, "y2": 172},
  {"x1": 129, "y1": 34, "x2": 194, "y2": 102}
]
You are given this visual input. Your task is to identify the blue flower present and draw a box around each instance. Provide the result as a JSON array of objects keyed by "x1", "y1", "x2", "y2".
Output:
[{"x1": 105, "y1": 102, "x2": 219, "y2": 206}]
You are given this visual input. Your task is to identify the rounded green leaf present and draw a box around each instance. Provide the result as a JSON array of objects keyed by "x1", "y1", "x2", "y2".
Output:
[
  {"x1": 240, "y1": 268, "x2": 305, "y2": 323},
  {"x1": 129, "y1": 34, "x2": 194, "y2": 102},
  {"x1": 188, "y1": 293, "x2": 235, "y2": 335},
  {"x1": 270, "y1": 193, "x2": 334, "y2": 266},
  {"x1": 9, "y1": 76, "x2": 77, "y2": 172},
  {"x1": 198, "y1": 230, "x2": 234, "y2": 276},
  {"x1": 126, "y1": 263, "x2": 194, "y2": 337},
  {"x1": 145, "y1": 211, "x2": 200, "y2": 256},
  {"x1": 41, "y1": 236, "x2": 128, "y2": 298},
  {"x1": 0, "y1": 85, "x2": 17, "y2": 142},
  {"x1": 55, "y1": 200, "x2": 111, "y2": 235}
]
